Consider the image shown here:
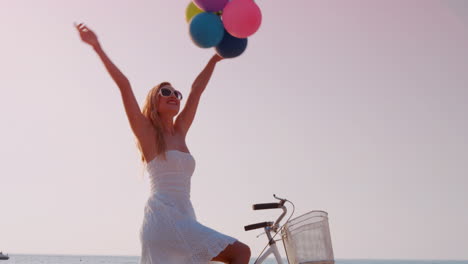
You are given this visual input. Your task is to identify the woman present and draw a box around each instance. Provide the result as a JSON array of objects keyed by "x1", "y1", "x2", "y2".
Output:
[{"x1": 75, "y1": 23, "x2": 251, "y2": 264}]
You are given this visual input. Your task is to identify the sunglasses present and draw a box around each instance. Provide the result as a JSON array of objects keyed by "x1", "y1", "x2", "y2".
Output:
[{"x1": 159, "y1": 87, "x2": 183, "y2": 100}]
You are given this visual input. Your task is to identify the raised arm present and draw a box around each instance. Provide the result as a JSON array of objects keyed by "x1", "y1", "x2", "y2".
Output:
[
  {"x1": 175, "y1": 54, "x2": 224, "y2": 136},
  {"x1": 75, "y1": 23, "x2": 152, "y2": 139}
]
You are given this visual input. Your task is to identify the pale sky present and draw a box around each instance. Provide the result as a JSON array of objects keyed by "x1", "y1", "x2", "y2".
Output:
[{"x1": 1, "y1": 0, "x2": 467, "y2": 260}]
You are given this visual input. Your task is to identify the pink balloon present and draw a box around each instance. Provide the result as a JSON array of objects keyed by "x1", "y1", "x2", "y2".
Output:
[{"x1": 222, "y1": 0, "x2": 262, "y2": 38}]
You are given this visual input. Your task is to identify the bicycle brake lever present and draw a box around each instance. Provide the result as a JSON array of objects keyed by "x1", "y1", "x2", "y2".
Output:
[
  {"x1": 256, "y1": 231, "x2": 266, "y2": 238},
  {"x1": 273, "y1": 194, "x2": 286, "y2": 201}
]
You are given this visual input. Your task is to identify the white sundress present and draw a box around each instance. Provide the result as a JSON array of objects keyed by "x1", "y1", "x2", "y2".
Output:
[{"x1": 139, "y1": 150, "x2": 237, "y2": 264}]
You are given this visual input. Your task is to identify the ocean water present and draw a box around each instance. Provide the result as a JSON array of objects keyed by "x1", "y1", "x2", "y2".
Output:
[{"x1": 1, "y1": 255, "x2": 467, "y2": 264}]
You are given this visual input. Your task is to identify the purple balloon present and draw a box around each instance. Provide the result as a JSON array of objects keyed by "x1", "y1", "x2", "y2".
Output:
[{"x1": 193, "y1": 0, "x2": 229, "y2": 12}]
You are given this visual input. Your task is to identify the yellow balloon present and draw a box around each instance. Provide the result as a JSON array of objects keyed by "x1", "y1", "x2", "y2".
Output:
[{"x1": 186, "y1": 2, "x2": 204, "y2": 23}]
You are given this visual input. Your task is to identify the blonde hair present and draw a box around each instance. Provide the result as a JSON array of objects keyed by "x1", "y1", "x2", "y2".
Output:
[{"x1": 138, "y1": 81, "x2": 172, "y2": 162}]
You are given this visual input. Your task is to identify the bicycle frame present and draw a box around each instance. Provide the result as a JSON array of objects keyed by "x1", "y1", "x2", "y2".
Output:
[
  {"x1": 254, "y1": 226, "x2": 285, "y2": 264},
  {"x1": 255, "y1": 244, "x2": 284, "y2": 264}
]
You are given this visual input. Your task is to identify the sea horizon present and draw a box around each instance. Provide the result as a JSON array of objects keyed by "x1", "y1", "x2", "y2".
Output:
[{"x1": 1, "y1": 253, "x2": 467, "y2": 264}]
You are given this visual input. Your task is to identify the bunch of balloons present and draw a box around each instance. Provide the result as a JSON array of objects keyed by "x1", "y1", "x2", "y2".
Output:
[{"x1": 186, "y1": 0, "x2": 262, "y2": 58}]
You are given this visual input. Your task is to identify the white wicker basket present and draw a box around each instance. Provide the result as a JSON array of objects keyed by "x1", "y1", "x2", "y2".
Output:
[{"x1": 281, "y1": 210, "x2": 334, "y2": 264}]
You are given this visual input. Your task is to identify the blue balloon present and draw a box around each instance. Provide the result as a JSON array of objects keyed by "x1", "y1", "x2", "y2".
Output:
[
  {"x1": 215, "y1": 30, "x2": 248, "y2": 58},
  {"x1": 189, "y1": 13, "x2": 224, "y2": 48}
]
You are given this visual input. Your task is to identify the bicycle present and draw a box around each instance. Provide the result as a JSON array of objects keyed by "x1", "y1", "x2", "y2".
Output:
[{"x1": 244, "y1": 195, "x2": 335, "y2": 264}]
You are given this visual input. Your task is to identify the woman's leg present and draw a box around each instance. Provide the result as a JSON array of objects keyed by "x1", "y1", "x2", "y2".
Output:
[{"x1": 211, "y1": 241, "x2": 251, "y2": 264}]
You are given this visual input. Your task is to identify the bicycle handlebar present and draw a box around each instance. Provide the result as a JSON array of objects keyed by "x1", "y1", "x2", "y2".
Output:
[
  {"x1": 244, "y1": 221, "x2": 273, "y2": 231},
  {"x1": 252, "y1": 203, "x2": 281, "y2": 210},
  {"x1": 245, "y1": 195, "x2": 289, "y2": 233}
]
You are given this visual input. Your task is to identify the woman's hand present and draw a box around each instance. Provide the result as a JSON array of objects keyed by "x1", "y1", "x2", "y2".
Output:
[
  {"x1": 211, "y1": 53, "x2": 224, "y2": 63},
  {"x1": 75, "y1": 23, "x2": 100, "y2": 48}
]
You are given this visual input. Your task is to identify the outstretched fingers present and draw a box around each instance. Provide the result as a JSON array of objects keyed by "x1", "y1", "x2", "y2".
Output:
[
  {"x1": 74, "y1": 22, "x2": 82, "y2": 30},
  {"x1": 74, "y1": 22, "x2": 89, "y2": 32}
]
